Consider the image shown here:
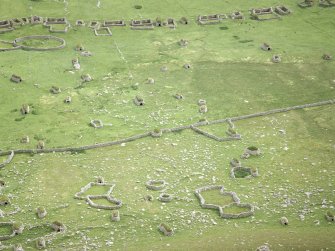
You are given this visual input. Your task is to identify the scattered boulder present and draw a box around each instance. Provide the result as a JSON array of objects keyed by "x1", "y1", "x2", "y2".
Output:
[
  {"x1": 20, "y1": 136, "x2": 29, "y2": 143},
  {"x1": 36, "y1": 207, "x2": 47, "y2": 219},
  {"x1": 20, "y1": 104, "x2": 30, "y2": 115},
  {"x1": 159, "y1": 223, "x2": 173, "y2": 236},
  {"x1": 111, "y1": 210, "x2": 120, "y2": 222},
  {"x1": 50, "y1": 86, "x2": 61, "y2": 94},
  {"x1": 280, "y1": 216, "x2": 289, "y2": 225},
  {"x1": 36, "y1": 237, "x2": 46, "y2": 249},
  {"x1": 10, "y1": 74, "x2": 22, "y2": 83},
  {"x1": 36, "y1": 140, "x2": 45, "y2": 150},
  {"x1": 51, "y1": 221, "x2": 66, "y2": 232}
]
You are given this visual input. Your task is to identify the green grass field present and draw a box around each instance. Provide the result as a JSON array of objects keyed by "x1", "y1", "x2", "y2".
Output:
[{"x1": 0, "y1": 0, "x2": 334, "y2": 250}]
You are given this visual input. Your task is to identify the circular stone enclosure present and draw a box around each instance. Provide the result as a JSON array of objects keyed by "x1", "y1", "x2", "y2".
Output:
[{"x1": 13, "y1": 35, "x2": 66, "y2": 51}]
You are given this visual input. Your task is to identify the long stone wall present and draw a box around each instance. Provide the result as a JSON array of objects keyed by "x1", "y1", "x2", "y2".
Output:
[{"x1": 0, "y1": 100, "x2": 334, "y2": 161}]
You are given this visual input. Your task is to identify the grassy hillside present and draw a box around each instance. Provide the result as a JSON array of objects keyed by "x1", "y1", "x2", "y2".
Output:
[{"x1": 0, "y1": 0, "x2": 334, "y2": 250}]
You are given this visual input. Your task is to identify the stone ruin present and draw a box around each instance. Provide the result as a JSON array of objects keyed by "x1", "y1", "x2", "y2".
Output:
[
  {"x1": 230, "y1": 165, "x2": 259, "y2": 179},
  {"x1": 251, "y1": 7, "x2": 274, "y2": 15},
  {"x1": 20, "y1": 136, "x2": 29, "y2": 143},
  {"x1": 103, "y1": 20, "x2": 126, "y2": 27},
  {"x1": 272, "y1": 55, "x2": 281, "y2": 63},
  {"x1": 51, "y1": 221, "x2": 66, "y2": 232},
  {"x1": 13, "y1": 243, "x2": 24, "y2": 251},
  {"x1": 194, "y1": 185, "x2": 254, "y2": 219},
  {"x1": 50, "y1": 86, "x2": 61, "y2": 94},
  {"x1": 130, "y1": 19, "x2": 154, "y2": 30},
  {"x1": 275, "y1": 6, "x2": 291, "y2": 15},
  {"x1": 30, "y1": 16, "x2": 43, "y2": 25},
  {"x1": 298, "y1": 0, "x2": 314, "y2": 8},
  {"x1": 230, "y1": 11, "x2": 244, "y2": 20},
  {"x1": 20, "y1": 104, "x2": 30, "y2": 115},
  {"x1": 322, "y1": 54, "x2": 332, "y2": 60},
  {"x1": 36, "y1": 237, "x2": 46, "y2": 249},
  {"x1": 319, "y1": 0, "x2": 335, "y2": 6},
  {"x1": 74, "y1": 180, "x2": 123, "y2": 210},
  {"x1": 179, "y1": 39, "x2": 189, "y2": 46},
  {"x1": 159, "y1": 193, "x2": 173, "y2": 202},
  {"x1": 167, "y1": 18, "x2": 177, "y2": 28},
  {"x1": 199, "y1": 105, "x2": 208, "y2": 113},
  {"x1": 0, "y1": 20, "x2": 14, "y2": 33},
  {"x1": 325, "y1": 211, "x2": 335, "y2": 222},
  {"x1": 158, "y1": 223, "x2": 173, "y2": 236},
  {"x1": 81, "y1": 51, "x2": 93, "y2": 57},
  {"x1": 36, "y1": 207, "x2": 47, "y2": 219},
  {"x1": 151, "y1": 128, "x2": 163, "y2": 137},
  {"x1": 0, "y1": 222, "x2": 23, "y2": 241},
  {"x1": 11, "y1": 74, "x2": 22, "y2": 83},
  {"x1": 134, "y1": 96, "x2": 145, "y2": 106},
  {"x1": 174, "y1": 93, "x2": 184, "y2": 100},
  {"x1": 44, "y1": 17, "x2": 67, "y2": 25},
  {"x1": 90, "y1": 119, "x2": 103, "y2": 128},
  {"x1": 180, "y1": 17, "x2": 189, "y2": 24},
  {"x1": 75, "y1": 20, "x2": 85, "y2": 26},
  {"x1": 256, "y1": 245, "x2": 270, "y2": 251},
  {"x1": 147, "y1": 77, "x2": 155, "y2": 84},
  {"x1": 64, "y1": 96, "x2": 72, "y2": 103},
  {"x1": 261, "y1": 43, "x2": 272, "y2": 51},
  {"x1": 0, "y1": 195, "x2": 10, "y2": 206},
  {"x1": 160, "y1": 66, "x2": 168, "y2": 72},
  {"x1": 280, "y1": 216, "x2": 289, "y2": 225},
  {"x1": 198, "y1": 14, "x2": 226, "y2": 25},
  {"x1": 111, "y1": 210, "x2": 120, "y2": 222},
  {"x1": 184, "y1": 63, "x2": 191, "y2": 69},
  {"x1": 94, "y1": 27, "x2": 112, "y2": 36},
  {"x1": 88, "y1": 21, "x2": 100, "y2": 29},
  {"x1": 72, "y1": 58, "x2": 80, "y2": 70},
  {"x1": 81, "y1": 74, "x2": 93, "y2": 82},
  {"x1": 146, "y1": 180, "x2": 167, "y2": 191},
  {"x1": 36, "y1": 140, "x2": 45, "y2": 150}
]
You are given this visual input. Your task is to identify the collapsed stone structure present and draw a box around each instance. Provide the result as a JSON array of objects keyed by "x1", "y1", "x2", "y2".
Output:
[
  {"x1": 90, "y1": 119, "x2": 103, "y2": 128},
  {"x1": 298, "y1": 0, "x2": 314, "y2": 7},
  {"x1": 10, "y1": 74, "x2": 22, "y2": 83},
  {"x1": 20, "y1": 104, "x2": 30, "y2": 115},
  {"x1": 261, "y1": 43, "x2": 272, "y2": 51},
  {"x1": 130, "y1": 19, "x2": 154, "y2": 30},
  {"x1": 195, "y1": 185, "x2": 254, "y2": 219},
  {"x1": 51, "y1": 221, "x2": 66, "y2": 232},
  {"x1": 134, "y1": 96, "x2": 145, "y2": 106},
  {"x1": 280, "y1": 216, "x2": 289, "y2": 225},
  {"x1": 272, "y1": 55, "x2": 281, "y2": 63},
  {"x1": 230, "y1": 11, "x2": 244, "y2": 20},
  {"x1": 146, "y1": 180, "x2": 167, "y2": 190},
  {"x1": 36, "y1": 207, "x2": 47, "y2": 219},
  {"x1": 111, "y1": 210, "x2": 120, "y2": 222},
  {"x1": 158, "y1": 223, "x2": 173, "y2": 236}
]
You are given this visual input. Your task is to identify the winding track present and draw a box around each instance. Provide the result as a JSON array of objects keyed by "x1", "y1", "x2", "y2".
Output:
[{"x1": 0, "y1": 99, "x2": 334, "y2": 166}]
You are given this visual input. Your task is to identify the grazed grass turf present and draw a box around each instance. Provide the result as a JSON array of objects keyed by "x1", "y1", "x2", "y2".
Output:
[{"x1": 0, "y1": 0, "x2": 334, "y2": 250}]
